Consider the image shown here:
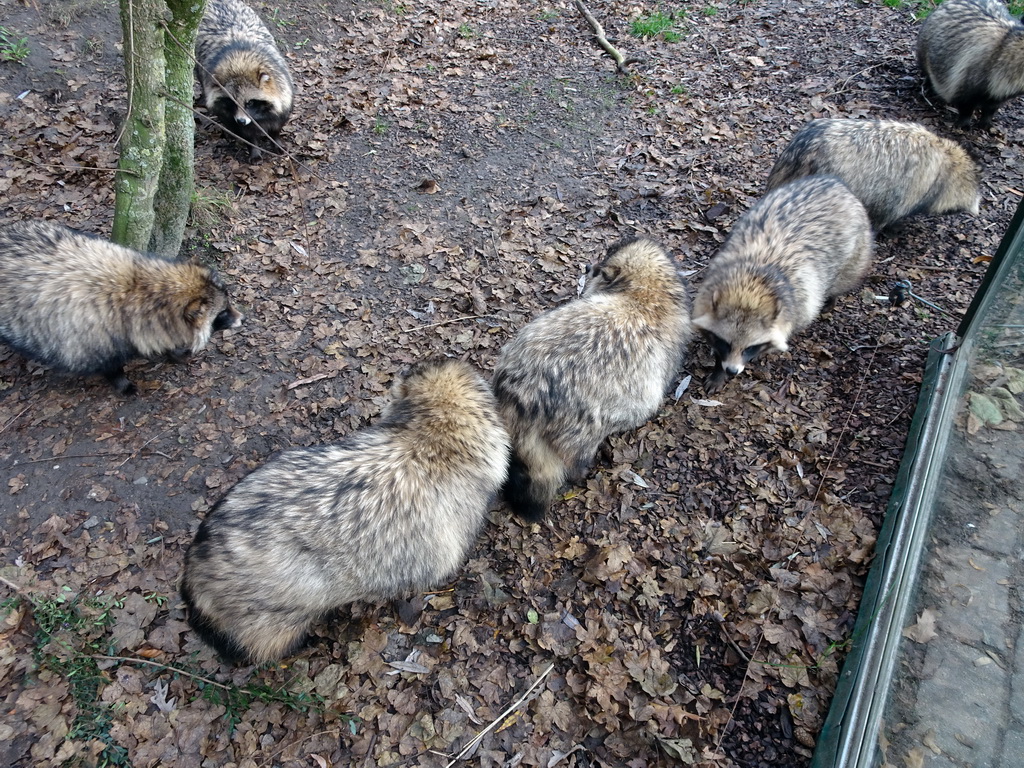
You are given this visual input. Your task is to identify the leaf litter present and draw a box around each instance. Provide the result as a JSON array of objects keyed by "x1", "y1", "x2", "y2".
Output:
[{"x1": 0, "y1": 0, "x2": 1022, "y2": 766}]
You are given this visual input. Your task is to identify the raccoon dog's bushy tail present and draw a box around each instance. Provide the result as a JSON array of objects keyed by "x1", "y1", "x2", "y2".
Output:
[
  {"x1": 501, "y1": 439, "x2": 567, "y2": 522},
  {"x1": 180, "y1": 580, "x2": 250, "y2": 665},
  {"x1": 502, "y1": 451, "x2": 547, "y2": 522},
  {"x1": 181, "y1": 546, "x2": 314, "y2": 665}
]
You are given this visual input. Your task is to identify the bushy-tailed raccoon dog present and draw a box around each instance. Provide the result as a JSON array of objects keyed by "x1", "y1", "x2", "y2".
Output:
[
  {"x1": 692, "y1": 176, "x2": 873, "y2": 393},
  {"x1": 180, "y1": 359, "x2": 511, "y2": 665},
  {"x1": 764, "y1": 119, "x2": 980, "y2": 232},
  {"x1": 0, "y1": 221, "x2": 243, "y2": 395},
  {"x1": 917, "y1": 0, "x2": 1024, "y2": 129},
  {"x1": 195, "y1": 0, "x2": 294, "y2": 161},
  {"x1": 492, "y1": 238, "x2": 692, "y2": 522}
]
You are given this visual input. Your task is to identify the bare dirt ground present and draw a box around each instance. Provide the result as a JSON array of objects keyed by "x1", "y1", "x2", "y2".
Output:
[{"x1": 0, "y1": 0, "x2": 1022, "y2": 766}]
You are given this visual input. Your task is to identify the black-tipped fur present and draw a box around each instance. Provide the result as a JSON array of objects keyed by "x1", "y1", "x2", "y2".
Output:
[
  {"x1": 0, "y1": 221, "x2": 243, "y2": 393},
  {"x1": 502, "y1": 451, "x2": 547, "y2": 523},
  {"x1": 692, "y1": 176, "x2": 874, "y2": 389},
  {"x1": 179, "y1": 360, "x2": 510, "y2": 665},
  {"x1": 195, "y1": 0, "x2": 294, "y2": 161},
  {"x1": 918, "y1": 0, "x2": 1024, "y2": 129},
  {"x1": 765, "y1": 119, "x2": 980, "y2": 231},
  {"x1": 180, "y1": 578, "x2": 250, "y2": 665},
  {"x1": 492, "y1": 238, "x2": 692, "y2": 520}
]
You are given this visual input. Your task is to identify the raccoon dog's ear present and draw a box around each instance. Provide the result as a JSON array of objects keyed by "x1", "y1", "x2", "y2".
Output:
[
  {"x1": 259, "y1": 72, "x2": 271, "y2": 84},
  {"x1": 709, "y1": 288, "x2": 721, "y2": 313},
  {"x1": 593, "y1": 264, "x2": 623, "y2": 290},
  {"x1": 183, "y1": 296, "x2": 209, "y2": 323},
  {"x1": 390, "y1": 365, "x2": 417, "y2": 400},
  {"x1": 691, "y1": 313, "x2": 712, "y2": 332}
]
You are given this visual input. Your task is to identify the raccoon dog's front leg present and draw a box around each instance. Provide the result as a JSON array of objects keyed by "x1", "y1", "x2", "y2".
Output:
[{"x1": 703, "y1": 360, "x2": 732, "y2": 395}]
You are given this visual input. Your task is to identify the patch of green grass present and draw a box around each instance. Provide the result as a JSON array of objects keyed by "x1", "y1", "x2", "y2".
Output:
[
  {"x1": 670, "y1": 84, "x2": 688, "y2": 95},
  {"x1": 266, "y1": 6, "x2": 294, "y2": 29},
  {"x1": 267, "y1": 7, "x2": 295, "y2": 28},
  {"x1": 14, "y1": 587, "x2": 343, "y2": 750},
  {"x1": 382, "y1": 0, "x2": 409, "y2": 15},
  {"x1": 702, "y1": 5, "x2": 718, "y2": 16},
  {"x1": 910, "y1": 1, "x2": 939, "y2": 19},
  {"x1": 199, "y1": 676, "x2": 329, "y2": 734},
  {"x1": 539, "y1": 9, "x2": 558, "y2": 21},
  {"x1": 0, "y1": 27, "x2": 30, "y2": 65},
  {"x1": 1009, "y1": 0, "x2": 1024, "y2": 16},
  {"x1": 457, "y1": 23, "x2": 476, "y2": 39},
  {"x1": 190, "y1": 186, "x2": 235, "y2": 229},
  {"x1": 373, "y1": 118, "x2": 389, "y2": 135},
  {"x1": 27, "y1": 589, "x2": 129, "y2": 766},
  {"x1": 630, "y1": 10, "x2": 685, "y2": 41},
  {"x1": 884, "y1": 0, "x2": 941, "y2": 19}
]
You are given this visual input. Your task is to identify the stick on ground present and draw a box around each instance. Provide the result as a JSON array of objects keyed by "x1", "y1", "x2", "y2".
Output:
[{"x1": 573, "y1": 0, "x2": 641, "y2": 73}]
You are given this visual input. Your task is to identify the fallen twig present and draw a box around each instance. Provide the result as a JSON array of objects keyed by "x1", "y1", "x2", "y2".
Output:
[
  {"x1": 286, "y1": 372, "x2": 334, "y2": 390},
  {"x1": 0, "y1": 405, "x2": 30, "y2": 436},
  {"x1": 0, "y1": 150, "x2": 128, "y2": 176},
  {"x1": 381, "y1": 314, "x2": 497, "y2": 342},
  {"x1": 0, "y1": 574, "x2": 39, "y2": 604},
  {"x1": 443, "y1": 663, "x2": 555, "y2": 766},
  {"x1": 573, "y1": 0, "x2": 640, "y2": 73},
  {"x1": 92, "y1": 654, "x2": 235, "y2": 691}
]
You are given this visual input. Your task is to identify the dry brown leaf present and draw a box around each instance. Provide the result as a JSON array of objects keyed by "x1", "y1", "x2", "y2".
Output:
[{"x1": 901, "y1": 609, "x2": 938, "y2": 644}]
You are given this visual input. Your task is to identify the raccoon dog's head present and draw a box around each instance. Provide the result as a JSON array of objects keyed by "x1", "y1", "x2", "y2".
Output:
[
  {"x1": 181, "y1": 267, "x2": 244, "y2": 353},
  {"x1": 384, "y1": 359, "x2": 491, "y2": 418},
  {"x1": 692, "y1": 270, "x2": 791, "y2": 377},
  {"x1": 209, "y1": 80, "x2": 289, "y2": 143},
  {"x1": 207, "y1": 48, "x2": 292, "y2": 147},
  {"x1": 584, "y1": 238, "x2": 682, "y2": 298}
]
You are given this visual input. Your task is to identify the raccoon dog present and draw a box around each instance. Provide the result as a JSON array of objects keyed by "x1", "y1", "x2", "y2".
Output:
[
  {"x1": 765, "y1": 119, "x2": 980, "y2": 231},
  {"x1": 180, "y1": 360, "x2": 511, "y2": 665},
  {"x1": 0, "y1": 221, "x2": 243, "y2": 395},
  {"x1": 692, "y1": 176, "x2": 873, "y2": 393},
  {"x1": 917, "y1": 0, "x2": 1024, "y2": 129},
  {"x1": 492, "y1": 238, "x2": 692, "y2": 522},
  {"x1": 195, "y1": 0, "x2": 294, "y2": 161}
]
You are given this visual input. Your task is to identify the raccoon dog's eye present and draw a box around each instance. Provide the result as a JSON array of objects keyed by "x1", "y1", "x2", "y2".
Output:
[
  {"x1": 742, "y1": 343, "x2": 769, "y2": 362},
  {"x1": 708, "y1": 333, "x2": 732, "y2": 360},
  {"x1": 212, "y1": 308, "x2": 235, "y2": 331}
]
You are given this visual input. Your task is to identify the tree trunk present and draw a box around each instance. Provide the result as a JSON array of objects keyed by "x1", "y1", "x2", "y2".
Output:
[
  {"x1": 112, "y1": 0, "x2": 168, "y2": 252},
  {"x1": 148, "y1": 0, "x2": 207, "y2": 258}
]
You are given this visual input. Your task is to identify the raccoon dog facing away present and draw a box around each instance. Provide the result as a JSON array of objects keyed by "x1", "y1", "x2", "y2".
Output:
[
  {"x1": 764, "y1": 119, "x2": 980, "y2": 231},
  {"x1": 0, "y1": 221, "x2": 243, "y2": 394},
  {"x1": 692, "y1": 176, "x2": 873, "y2": 393},
  {"x1": 917, "y1": 0, "x2": 1024, "y2": 129},
  {"x1": 492, "y1": 238, "x2": 692, "y2": 522},
  {"x1": 180, "y1": 360, "x2": 511, "y2": 665},
  {"x1": 195, "y1": 0, "x2": 294, "y2": 161}
]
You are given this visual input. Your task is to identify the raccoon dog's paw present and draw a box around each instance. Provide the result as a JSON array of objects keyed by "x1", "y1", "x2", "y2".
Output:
[
  {"x1": 703, "y1": 365, "x2": 732, "y2": 395},
  {"x1": 167, "y1": 347, "x2": 193, "y2": 364},
  {"x1": 104, "y1": 369, "x2": 137, "y2": 396}
]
